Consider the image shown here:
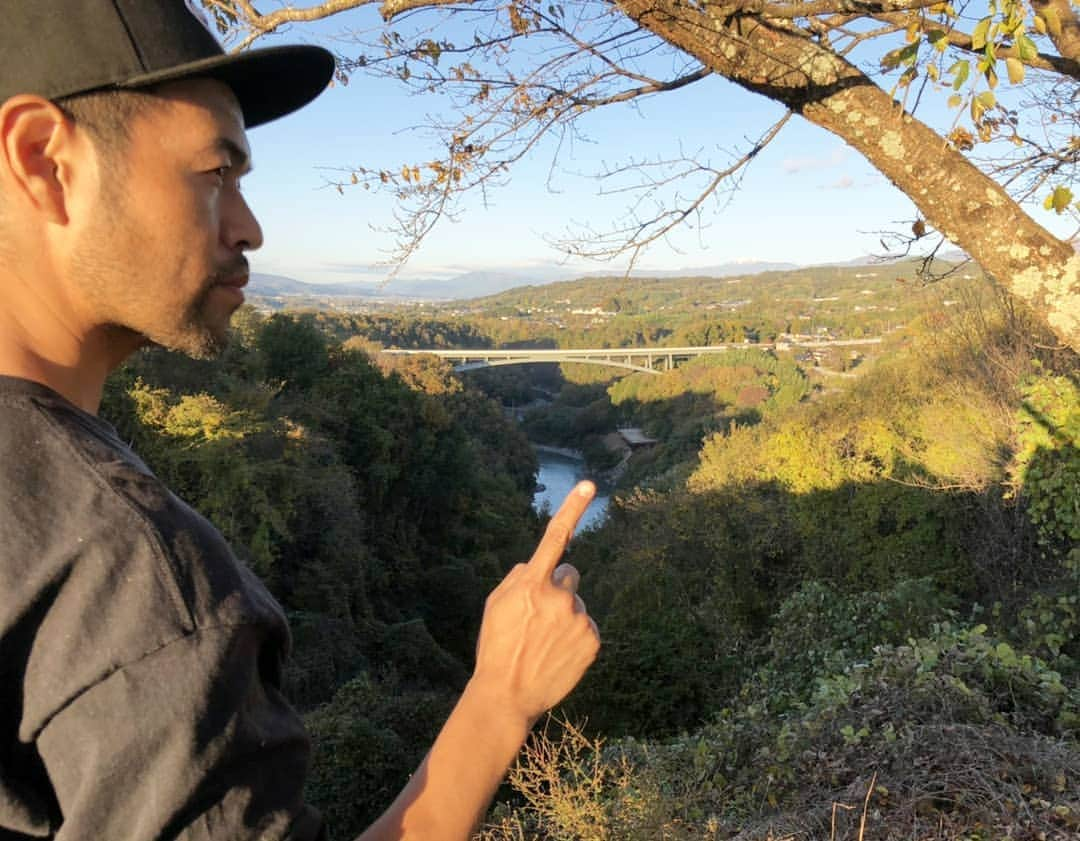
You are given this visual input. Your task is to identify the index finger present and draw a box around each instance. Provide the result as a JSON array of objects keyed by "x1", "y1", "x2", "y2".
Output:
[{"x1": 528, "y1": 481, "x2": 596, "y2": 580}]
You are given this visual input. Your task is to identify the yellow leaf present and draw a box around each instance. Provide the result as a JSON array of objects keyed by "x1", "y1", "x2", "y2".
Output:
[
  {"x1": 401, "y1": 165, "x2": 411, "y2": 183},
  {"x1": 1006, "y1": 57, "x2": 1025, "y2": 83},
  {"x1": 906, "y1": 21, "x2": 920, "y2": 42},
  {"x1": 1049, "y1": 185, "x2": 1074, "y2": 213},
  {"x1": 1043, "y1": 6, "x2": 1063, "y2": 37},
  {"x1": 1033, "y1": 14, "x2": 1047, "y2": 34}
]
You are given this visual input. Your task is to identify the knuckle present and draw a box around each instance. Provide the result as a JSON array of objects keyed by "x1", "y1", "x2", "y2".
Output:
[
  {"x1": 555, "y1": 562, "x2": 580, "y2": 579},
  {"x1": 550, "y1": 587, "x2": 576, "y2": 611},
  {"x1": 554, "y1": 568, "x2": 581, "y2": 593}
]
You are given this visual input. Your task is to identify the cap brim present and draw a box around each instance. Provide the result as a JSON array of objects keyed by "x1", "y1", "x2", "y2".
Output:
[{"x1": 122, "y1": 44, "x2": 335, "y2": 128}]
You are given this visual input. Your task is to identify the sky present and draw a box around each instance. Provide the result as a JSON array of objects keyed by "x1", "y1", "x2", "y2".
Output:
[{"x1": 231, "y1": 5, "x2": 1078, "y2": 289}]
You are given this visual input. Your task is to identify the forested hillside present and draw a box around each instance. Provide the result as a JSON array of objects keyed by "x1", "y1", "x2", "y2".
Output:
[
  {"x1": 480, "y1": 282, "x2": 1080, "y2": 840},
  {"x1": 102, "y1": 272, "x2": 1078, "y2": 839},
  {"x1": 415, "y1": 260, "x2": 963, "y2": 351}
]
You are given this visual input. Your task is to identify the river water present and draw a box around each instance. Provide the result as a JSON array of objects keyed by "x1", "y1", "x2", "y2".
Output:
[{"x1": 532, "y1": 448, "x2": 611, "y2": 534}]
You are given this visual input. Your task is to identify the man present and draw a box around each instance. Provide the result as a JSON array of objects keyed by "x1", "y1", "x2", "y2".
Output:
[{"x1": 0, "y1": 3, "x2": 600, "y2": 839}]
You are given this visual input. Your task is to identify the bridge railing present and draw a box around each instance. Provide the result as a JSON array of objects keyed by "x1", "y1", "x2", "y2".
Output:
[{"x1": 380, "y1": 338, "x2": 883, "y2": 374}]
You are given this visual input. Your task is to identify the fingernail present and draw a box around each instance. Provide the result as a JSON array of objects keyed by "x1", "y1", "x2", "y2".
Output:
[{"x1": 577, "y1": 481, "x2": 595, "y2": 497}]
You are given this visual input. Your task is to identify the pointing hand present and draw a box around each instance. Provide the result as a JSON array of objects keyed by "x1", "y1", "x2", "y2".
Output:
[{"x1": 471, "y1": 481, "x2": 601, "y2": 724}]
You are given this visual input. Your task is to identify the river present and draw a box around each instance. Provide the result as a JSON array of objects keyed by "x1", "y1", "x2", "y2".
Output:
[{"x1": 532, "y1": 447, "x2": 611, "y2": 533}]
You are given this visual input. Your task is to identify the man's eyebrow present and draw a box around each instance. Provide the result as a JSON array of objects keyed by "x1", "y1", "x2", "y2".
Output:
[{"x1": 213, "y1": 137, "x2": 253, "y2": 173}]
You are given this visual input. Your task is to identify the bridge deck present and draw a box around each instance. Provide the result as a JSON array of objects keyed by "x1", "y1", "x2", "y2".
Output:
[
  {"x1": 383, "y1": 338, "x2": 881, "y2": 360},
  {"x1": 380, "y1": 339, "x2": 882, "y2": 374}
]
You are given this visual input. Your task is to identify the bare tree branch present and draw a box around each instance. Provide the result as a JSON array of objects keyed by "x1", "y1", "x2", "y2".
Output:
[
  {"x1": 738, "y1": 0, "x2": 943, "y2": 20},
  {"x1": 382, "y1": 0, "x2": 463, "y2": 20},
  {"x1": 211, "y1": 0, "x2": 376, "y2": 48},
  {"x1": 551, "y1": 112, "x2": 793, "y2": 269}
]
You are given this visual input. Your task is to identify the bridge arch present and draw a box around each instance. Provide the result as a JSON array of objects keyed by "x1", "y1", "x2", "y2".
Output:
[
  {"x1": 379, "y1": 339, "x2": 883, "y2": 376},
  {"x1": 453, "y1": 357, "x2": 659, "y2": 375}
]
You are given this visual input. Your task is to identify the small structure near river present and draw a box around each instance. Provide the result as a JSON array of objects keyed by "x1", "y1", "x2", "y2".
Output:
[{"x1": 617, "y1": 427, "x2": 658, "y2": 449}]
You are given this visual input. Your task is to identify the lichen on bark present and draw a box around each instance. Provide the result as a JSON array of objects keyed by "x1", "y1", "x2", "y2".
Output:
[{"x1": 1011, "y1": 254, "x2": 1080, "y2": 349}]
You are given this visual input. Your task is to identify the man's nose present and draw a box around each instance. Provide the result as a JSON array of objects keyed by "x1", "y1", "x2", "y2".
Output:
[{"x1": 223, "y1": 189, "x2": 264, "y2": 252}]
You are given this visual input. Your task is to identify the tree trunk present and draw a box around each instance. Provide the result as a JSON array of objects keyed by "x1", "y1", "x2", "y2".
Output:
[
  {"x1": 618, "y1": 0, "x2": 1079, "y2": 353},
  {"x1": 1031, "y1": 0, "x2": 1080, "y2": 64}
]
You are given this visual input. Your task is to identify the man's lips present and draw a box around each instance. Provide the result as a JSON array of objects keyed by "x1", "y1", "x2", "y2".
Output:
[
  {"x1": 211, "y1": 275, "x2": 248, "y2": 307},
  {"x1": 216, "y1": 273, "x2": 249, "y2": 289}
]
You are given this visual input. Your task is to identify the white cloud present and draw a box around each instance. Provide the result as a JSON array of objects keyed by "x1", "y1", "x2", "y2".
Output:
[{"x1": 781, "y1": 146, "x2": 849, "y2": 174}]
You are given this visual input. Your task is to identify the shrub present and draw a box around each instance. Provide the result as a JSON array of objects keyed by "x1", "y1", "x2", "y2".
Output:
[
  {"x1": 479, "y1": 621, "x2": 1080, "y2": 840},
  {"x1": 304, "y1": 672, "x2": 455, "y2": 837},
  {"x1": 758, "y1": 578, "x2": 958, "y2": 711},
  {"x1": 1013, "y1": 373, "x2": 1080, "y2": 576}
]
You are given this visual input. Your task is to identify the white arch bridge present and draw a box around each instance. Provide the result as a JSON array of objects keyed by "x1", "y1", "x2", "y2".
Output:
[{"x1": 382, "y1": 338, "x2": 882, "y2": 376}]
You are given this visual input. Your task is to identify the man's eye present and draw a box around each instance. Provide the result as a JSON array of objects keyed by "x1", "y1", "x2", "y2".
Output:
[{"x1": 208, "y1": 166, "x2": 245, "y2": 191}]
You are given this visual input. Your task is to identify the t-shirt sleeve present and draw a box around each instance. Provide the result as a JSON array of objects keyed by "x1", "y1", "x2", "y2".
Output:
[{"x1": 34, "y1": 621, "x2": 325, "y2": 841}]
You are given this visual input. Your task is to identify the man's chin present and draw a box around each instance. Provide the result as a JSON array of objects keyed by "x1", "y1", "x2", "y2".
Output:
[
  {"x1": 145, "y1": 324, "x2": 230, "y2": 360},
  {"x1": 174, "y1": 332, "x2": 229, "y2": 361}
]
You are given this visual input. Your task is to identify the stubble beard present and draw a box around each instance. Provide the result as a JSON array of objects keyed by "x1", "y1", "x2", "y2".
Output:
[
  {"x1": 76, "y1": 249, "x2": 233, "y2": 361},
  {"x1": 71, "y1": 198, "x2": 239, "y2": 362},
  {"x1": 166, "y1": 272, "x2": 237, "y2": 360}
]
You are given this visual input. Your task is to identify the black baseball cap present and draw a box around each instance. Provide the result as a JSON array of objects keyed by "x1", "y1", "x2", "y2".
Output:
[{"x1": 0, "y1": 1, "x2": 336, "y2": 128}]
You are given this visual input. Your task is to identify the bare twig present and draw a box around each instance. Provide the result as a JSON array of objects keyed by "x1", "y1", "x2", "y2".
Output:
[{"x1": 858, "y1": 771, "x2": 878, "y2": 841}]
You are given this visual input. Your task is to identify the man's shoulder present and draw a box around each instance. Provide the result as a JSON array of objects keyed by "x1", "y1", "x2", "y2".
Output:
[
  {"x1": 0, "y1": 375, "x2": 125, "y2": 475},
  {"x1": 0, "y1": 377, "x2": 289, "y2": 738},
  {"x1": 0, "y1": 377, "x2": 148, "y2": 564},
  {"x1": 0, "y1": 375, "x2": 280, "y2": 626}
]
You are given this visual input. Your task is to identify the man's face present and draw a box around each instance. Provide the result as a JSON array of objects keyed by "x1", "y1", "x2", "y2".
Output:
[{"x1": 69, "y1": 78, "x2": 262, "y2": 359}]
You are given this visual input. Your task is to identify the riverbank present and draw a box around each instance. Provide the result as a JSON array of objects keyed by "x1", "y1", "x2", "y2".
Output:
[
  {"x1": 532, "y1": 446, "x2": 611, "y2": 532},
  {"x1": 532, "y1": 443, "x2": 585, "y2": 460},
  {"x1": 532, "y1": 440, "x2": 633, "y2": 487}
]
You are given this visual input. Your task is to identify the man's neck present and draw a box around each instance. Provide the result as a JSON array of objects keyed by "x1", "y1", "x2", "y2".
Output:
[{"x1": 0, "y1": 310, "x2": 138, "y2": 415}]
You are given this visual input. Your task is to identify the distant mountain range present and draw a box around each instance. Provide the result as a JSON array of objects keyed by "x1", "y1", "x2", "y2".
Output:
[
  {"x1": 249, "y1": 256, "x2": 936, "y2": 303},
  {"x1": 248, "y1": 270, "x2": 568, "y2": 302}
]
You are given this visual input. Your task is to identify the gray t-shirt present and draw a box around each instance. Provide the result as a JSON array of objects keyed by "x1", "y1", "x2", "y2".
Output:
[{"x1": 0, "y1": 376, "x2": 325, "y2": 840}]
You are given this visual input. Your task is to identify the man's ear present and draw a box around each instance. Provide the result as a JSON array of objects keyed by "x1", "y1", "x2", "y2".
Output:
[{"x1": 0, "y1": 96, "x2": 86, "y2": 227}]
